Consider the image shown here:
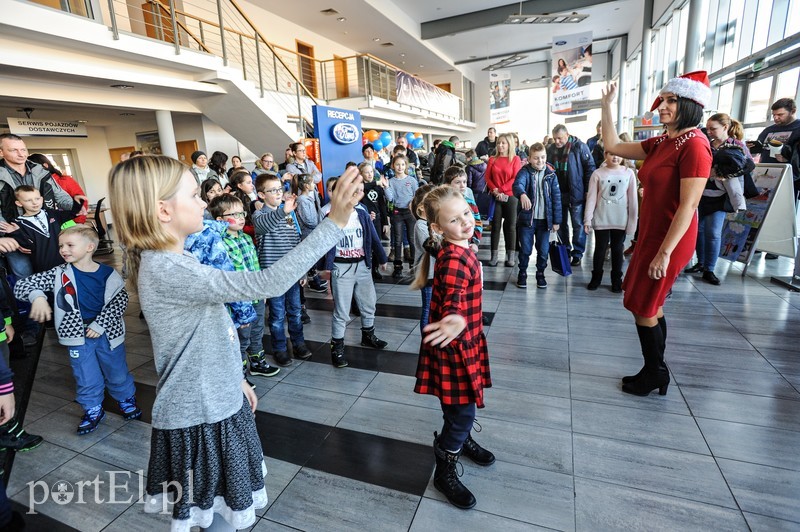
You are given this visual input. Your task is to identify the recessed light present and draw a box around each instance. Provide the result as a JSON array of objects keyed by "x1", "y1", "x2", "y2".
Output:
[
  {"x1": 373, "y1": 37, "x2": 381, "y2": 42},
  {"x1": 400, "y1": 53, "x2": 406, "y2": 57},
  {"x1": 419, "y1": 65, "x2": 424, "y2": 68},
  {"x1": 110, "y1": 84, "x2": 134, "y2": 90},
  {"x1": 337, "y1": 17, "x2": 346, "y2": 22},
  {"x1": 119, "y1": 112, "x2": 135, "y2": 116}
]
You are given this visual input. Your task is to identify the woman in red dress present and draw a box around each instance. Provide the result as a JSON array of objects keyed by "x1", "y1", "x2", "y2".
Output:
[{"x1": 600, "y1": 72, "x2": 713, "y2": 396}]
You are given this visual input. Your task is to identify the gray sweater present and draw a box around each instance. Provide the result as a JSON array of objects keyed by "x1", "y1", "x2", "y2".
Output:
[{"x1": 138, "y1": 218, "x2": 342, "y2": 430}]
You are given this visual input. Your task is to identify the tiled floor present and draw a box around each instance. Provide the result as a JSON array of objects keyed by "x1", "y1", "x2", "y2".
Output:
[{"x1": 5, "y1": 239, "x2": 800, "y2": 531}]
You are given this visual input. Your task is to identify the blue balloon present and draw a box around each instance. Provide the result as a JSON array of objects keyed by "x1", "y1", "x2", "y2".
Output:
[
  {"x1": 372, "y1": 139, "x2": 384, "y2": 151},
  {"x1": 405, "y1": 132, "x2": 415, "y2": 143},
  {"x1": 379, "y1": 131, "x2": 392, "y2": 146},
  {"x1": 413, "y1": 137, "x2": 424, "y2": 149}
]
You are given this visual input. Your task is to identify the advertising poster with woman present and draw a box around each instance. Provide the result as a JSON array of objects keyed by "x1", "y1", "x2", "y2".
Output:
[
  {"x1": 550, "y1": 32, "x2": 593, "y2": 114},
  {"x1": 489, "y1": 70, "x2": 511, "y2": 124}
]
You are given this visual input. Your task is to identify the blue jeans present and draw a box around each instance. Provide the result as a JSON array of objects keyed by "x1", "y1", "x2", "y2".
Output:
[
  {"x1": 518, "y1": 220, "x2": 551, "y2": 273},
  {"x1": 558, "y1": 203, "x2": 585, "y2": 258},
  {"x1": 4, "y1": 251, "x2": 32, "y2": 280},
  {"x1": 267, "y1": 282, "x2": 304, "y2": 352},
  {"x1": 238, "y1": 298, "x2": 265, "y2": 359},
  {"x1": 697, "y1": 210, "x2": 726, "y2": 272},
  {"x1": 439, "y1": 402, "x2": 476, "y2": 452},
  {"x1": 420, "y1": 284, "x2": 432, "y2": 334},
  {"x1": 67, "y1": 334, "x2": 135, "y2": 410}
]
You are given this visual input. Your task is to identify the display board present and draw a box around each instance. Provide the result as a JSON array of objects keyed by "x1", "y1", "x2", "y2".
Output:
[
  {"x1": 719, "y1": 164, "x2": 796, "y2": 270},
  {"x1": 312, "y1": 105, "x2": 362, "y2": 193}
]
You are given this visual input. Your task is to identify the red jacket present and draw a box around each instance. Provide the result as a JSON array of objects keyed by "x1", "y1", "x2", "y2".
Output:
[
  {"x1": 53, "y1": 174, "x2": 87, "y2": 223},
  {"x1": 485, "y1": 155, "x2": 522, "y2": 196},
  {"x1": 415, "y1": 242, "x2": 491, "y2": 407}
]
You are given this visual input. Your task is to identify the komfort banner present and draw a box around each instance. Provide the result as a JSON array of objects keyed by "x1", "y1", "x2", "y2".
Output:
[
  {"x1": 489, "y1": 70, "x2": 511, "y2": 124},
  {"x1": 396, "y1": 72, "x2": 460, "y2": 119},
  {"x1": 550, "y1": 32, "x2": 593, "y2": 114}
]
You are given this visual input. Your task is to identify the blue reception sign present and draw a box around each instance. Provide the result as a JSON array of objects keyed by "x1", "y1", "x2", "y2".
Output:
[{"x1": 312, "y1": 105, "x2": 363, "y2": 189}]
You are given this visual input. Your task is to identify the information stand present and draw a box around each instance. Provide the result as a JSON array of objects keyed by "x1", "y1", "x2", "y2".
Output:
[{"x1": 718, "y1": 163, "x2": 796, "y2": 275}]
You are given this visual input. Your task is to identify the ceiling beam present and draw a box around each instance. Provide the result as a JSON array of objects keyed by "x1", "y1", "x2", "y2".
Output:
[
  {"x1": 421, "y1": 0, "x2": 614, "y2": 40},
  {"x1": 453, "y1": 33, "x2": 625, "y2": 65}
]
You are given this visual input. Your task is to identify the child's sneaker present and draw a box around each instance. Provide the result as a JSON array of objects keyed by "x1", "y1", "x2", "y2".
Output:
[
  {"x1": 293, "y1": 342, "x2": 313, "y2": 360},
  {"x1": 307, "y1": 278, "x2": 328, "y2": 293},
  {"x1": 392, "y1": 265, "x2": 403, "y2": 279},
  {"x1": 245, "y1": 377, "x2": 257, "y2": 390},
  {"x1": 516, "y1": 272, "x2": 527, "y2": 289},
  {"x1": 273, "y1": 350, "x2": 292, "y2": 367},
  {"x1": 78, "y1": 406, "x2": 106, "y2": 435},
  {"x1": 250, "y1": 358, "x2": 280, "y2": 377},
  {"x1": 0, "y1": 420, "x2": 43, "y2": 452},
  {"x1": 118, "y1": 396, "x2": 142, "y2": 420},
  {"x1": 301, "y1": 305, "x2": 312, "y2": 324},
  {"x1": 535, "y1": 272, "x2": 547, "y2": 289}
]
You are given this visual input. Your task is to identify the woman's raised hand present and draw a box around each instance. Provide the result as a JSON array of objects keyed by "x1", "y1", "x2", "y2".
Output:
[
  {"x1": 327, "y1": 165, "x2": 364, "y2": 228},
  {"x1": 601, "y1": 82, "x2": 617, "y2": 107}
]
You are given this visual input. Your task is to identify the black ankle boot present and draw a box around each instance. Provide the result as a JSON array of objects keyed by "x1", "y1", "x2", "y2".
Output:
[
  {"x1": 433, "y1": 432, "x2": 476, "y2": 509},
  {"x1": 622, "y1": 324, "x2": 670, "y2": 396},
  {"x1": 623, "y1": 317, "x2": 668, "y2": 383},
  {"x1": 361, "y1": 326, "x2": 388, "y2": 349},
  {"x1": 587, "y1": 270, "x2": 603, "y2": 290},
  {"x1": 330, "y1": 338, "x2": 347, "y2": 368},
  {"x1": 462, "y1": 434, "x2": 495, "y2": 466},
  {"x1": 610, "y1": 270, "x2": 623, "y2": 293}
]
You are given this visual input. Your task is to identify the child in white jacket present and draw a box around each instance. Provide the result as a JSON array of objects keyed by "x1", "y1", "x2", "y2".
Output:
[{"x1": 584, "y1": 151, "x2": 638, "y2": 293}]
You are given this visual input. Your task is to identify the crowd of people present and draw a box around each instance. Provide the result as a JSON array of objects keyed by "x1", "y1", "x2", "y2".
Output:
[{"x1": 0, "y1": 70, "x2": 797, "y2": 529}]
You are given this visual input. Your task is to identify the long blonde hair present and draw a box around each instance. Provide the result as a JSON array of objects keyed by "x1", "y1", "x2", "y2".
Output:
[
  {"x1": 410, "y1": 186, "x2": 464, "y2": 290},
  {"x1": 108, "y1": 155, "x2": 186, "y2": 289},
  {"x1": 494, "y1": 133, "x2": 517, "y2": 163}
]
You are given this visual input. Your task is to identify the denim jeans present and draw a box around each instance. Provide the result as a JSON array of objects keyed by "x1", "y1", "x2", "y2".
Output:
[
  {"x1": 238, "y1": 298, "x2": 265, "y2": 359},
  {"x1": 67, "y1": 334, "x2": 135, "y2": 410},
  {"x1": 697, "y1": 210, "x2": 726, "y2": 272},
  {"x1": 267, "y1": 282, "x2": 304, "y2": 352},
  {"x1": 4, "y1": 251, "x2": 32, "y2": 280},
  {"x1": 420, "y1": 284, "x2": 432, "y2": 334},
  {"x1": 439, "y1": 402, "x2": 476, "y2": 452},
  {"x1": 558, "y1": 203, "x2": 586, "y2": 258},
  {"x1": 392, "y1": 209, "x2": 416, "y2": 266},
  {"x1": 517, "y1": 220, "x2": 551, "y2": 273}
]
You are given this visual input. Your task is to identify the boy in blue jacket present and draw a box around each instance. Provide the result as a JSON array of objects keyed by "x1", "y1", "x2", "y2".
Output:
[{"x1": 513, "y1": 142, "x2": 562, "y2": 289}]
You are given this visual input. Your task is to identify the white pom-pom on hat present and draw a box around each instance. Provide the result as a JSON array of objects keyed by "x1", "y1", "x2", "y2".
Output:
[{"x1": 650, "y1": 70, "x2": 711, "y2": 112}]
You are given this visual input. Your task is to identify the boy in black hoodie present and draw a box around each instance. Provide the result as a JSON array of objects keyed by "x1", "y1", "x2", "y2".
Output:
[{"x1": 358, "y1": 162, "x2": 390, "y2": 280}]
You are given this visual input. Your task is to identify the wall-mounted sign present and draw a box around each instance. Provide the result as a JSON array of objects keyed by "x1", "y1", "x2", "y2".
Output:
[
  {"x1": 331, "y1": 122, "x2": 359, "y2": 144},
  {"x1": 7, "y1": 118, "x2": 88, "y2": 137},
  {"x1": 312, "y1": 105, "x2": 362, "y2": 193}
]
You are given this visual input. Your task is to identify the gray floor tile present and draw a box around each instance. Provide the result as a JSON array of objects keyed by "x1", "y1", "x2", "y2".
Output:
[
  {"x1": 697, "y1": 418, "x2": 800, "y2": 471},
  {"x1": 423, "y1": 459, "x2": 575, "y2": 531},
  {"x1": 259, "y1": 383, "x2": 357, "y2": 426},
  {"x1": 361, "y1": 372, "x2": 440, "y2": 410},
  {"x1": 266, "y1": 469, "x2": 418, "y2": 531},
  {"x1": 670, "y1": 363, "x2": 800, "y2": 399},
  {"x1": 6, "y1": 441, "x2": 78, "y2": 498},
  {"x1": 25, "y1": 403, "x2": 128, "y2": 453},
  {"x1": 682, "y1": 388, "x2": 800, "y2": 431},
  {"x1": 83, "y1": 420, "x2": 152, "y2": 473},
  {"x1": 279, "y1": 361, "x2": 376, "y2": 396},
  {"x1": 481, "y1": 388, "x2": 572, "y2": 431},
  {"x1": 102, "y1": 500, "x2": 173, "y2": 531},
  {"x1": 744, "y1": 512, "x2": 800, "y2": 532},
  {"x1": 490, "y1": 343, "x2": 570, "y2": 371},
  {"x1": 570, "y1": 373, "x2": 691, "y2": 415},
  {"x1": 758, "y1": 347, "x2": 800, "y2": 374},
  {"x1": 572, "y1": 400, "x2": 709, "y2": 454},
  {"x1": 572, "y1": 434, "x2": 737, "y2": 508},
  {"x1": 336, "y1": 397, "x2": 440, "y2": 445},
  {"x1": 718, "y1": 458, "x2": 800, "y2": 523},
  {"x1": 489, "y1": 361, "x2": 570, "y2": 398},
  {"x1": 23, "y1": 390, "x2": 72, "y2": 424},
  {"x1": 251, "y1": 517, "x2": 299, "y2": 531},
  {"x1": 260, "y1": 457, "x2": 301, "y2": 514},
  {"x1": 575, "y1": 477, "x2": 749, "y2": 531},
  {"x1": 570, "y1": 351, "x2": 644, "y2": 379},
  {"x1": 410, "y1": 498, "x2": 549, "y2": 531}
]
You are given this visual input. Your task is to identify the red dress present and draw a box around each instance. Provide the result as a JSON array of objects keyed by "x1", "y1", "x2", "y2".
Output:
[
  {"x1": 415, "y1": 242, "x2": 491, "y2": 407},
  {"x1": 622, "y1": 130, "x2": 712, "y2": 318}
]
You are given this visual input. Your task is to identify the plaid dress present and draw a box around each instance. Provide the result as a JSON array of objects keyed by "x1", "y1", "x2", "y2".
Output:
[{"x1": 415, "y1": 242, "x2": 491, "y2": 407}]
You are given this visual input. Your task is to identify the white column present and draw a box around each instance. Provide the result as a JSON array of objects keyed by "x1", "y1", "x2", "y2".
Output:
[
  {"x1": 684, "y1": 0, "x2": 707, "y2": 73},
  {"x1": 617, "y1": 35, "x2": 628, "y2": 132},
  {"x1": 155, "y1": 110, "x2": 178, "y2": 159},
  {"x1": 638, "y1": 0, "x2": 654, "y2": 115}
]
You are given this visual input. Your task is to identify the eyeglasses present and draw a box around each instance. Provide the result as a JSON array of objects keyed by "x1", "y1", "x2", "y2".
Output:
[
  {"x1": 222, "y1": 212, "x2": 246, "y2": 219},
  {"x1": 262, "y1": 188, "x2": 283, "y2": 195},
  {"x1": 261, "y1": 159, "x2": 274, "y2": 164}
]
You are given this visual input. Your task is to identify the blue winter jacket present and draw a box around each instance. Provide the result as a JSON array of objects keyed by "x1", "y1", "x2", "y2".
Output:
[
  {"x1": 513, "y1": 162, "x2": 563, "y2": 230},
  {"x1": 546, "y1": 136, "x2": 596, "y2": 207},
  {"x1": 323, "y1": 204, "x2": 388, "y2": 270}
]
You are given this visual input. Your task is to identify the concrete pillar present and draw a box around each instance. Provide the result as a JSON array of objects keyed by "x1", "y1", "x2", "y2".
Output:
[
  {"x1": 617, "y1": 35, "x2": 628, "y2": 132},
  {"x1": 684, "y1": 0, "x2": 707, "y2": 73},
  {"x1": 638, "y1": 0, "x2": 654, "y2": 115},
  {"x1": 155, "y1": 109, "x2": 178, "y2": 159}
]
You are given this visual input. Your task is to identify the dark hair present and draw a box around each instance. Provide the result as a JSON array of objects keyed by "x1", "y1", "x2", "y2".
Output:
[
  {"x1": 327, "y1": 176, "x2": 339, "y2": 192},
  {"x1": 290, "y1": 142, "x2": 304, "y2": 153},
  {"x1": 0, "y1": 133, "x2": 23, "y2": 143},
  {"x1": 345, "y1": 161, "x2": 358, "y2": 169},
  {"x1": 207, "y1": 193, "x2": 243, "y2": 220},
  {"x1": 673, "y1": 97, "x2": 705, "y2": 131},
  {"x1": 228, "y1": 170, "x2": 251, "y2": 190},
  {"x1": 443, "y1": 165, "x2": 467, "y2": 184},
  {"x1": 391, "y1": 154, "x2": 408, "y2": 169},
  {"x1": 361, "y1": 143, "x2": 374, "y2": 154},
  {"x1": 129, "y1": 150, "x2": 144, "y2": 158},
  {"x1": 292, "y1": 173, "x2": 313, "y2": 195},
  {"x1": 208, "y1": 151, "x2": 228, "y2": 174},
  {"x1": 433, "y1": 139, "x2": 441, "y2": 147},
  {"x1": 772, "y1": 98, "x2": 796, "y2": 114},
  {"x1": 28, "y1": 153, "x2": 62, "y2": 176},
  {"x1": 448, "y1": 135, "x2": 459, "y2": 143},
  {"x1": 14, "y1": 184, "x2": 37, "y2": 196},
  {"x1": 200, "y1": 178, "x2": 222, "y2": 203},
  {"x1": 255, "y1": 172, "x2": 280, "y2": 193},
  {"x1": 528, "y1": 142, "x2": 546, "y2": 155},
  {"x1": 392, "y1": 145, "x2": 407, "y2": 154}
]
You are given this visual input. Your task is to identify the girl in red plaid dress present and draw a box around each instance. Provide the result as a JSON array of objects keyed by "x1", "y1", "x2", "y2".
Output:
[{"x1": 411, "y1": 186, "x2": 493, "y2": 510}]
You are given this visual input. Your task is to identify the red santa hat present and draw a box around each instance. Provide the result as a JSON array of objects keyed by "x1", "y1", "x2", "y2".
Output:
[{"x1": 650, "y1": 70, "x2": 711, "y2": 111}]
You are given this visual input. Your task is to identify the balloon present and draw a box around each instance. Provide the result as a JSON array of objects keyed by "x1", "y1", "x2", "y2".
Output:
[
  {"x1": 413, "y1": 137, "x2": 424, "y2": 149},
  {"x1": 365, "y1": 130, "x2": 379, "y2": 142},
  {"x1": 413, "y1": 132, "x2": 423, "y2": 138},
  {"x1": 372, "y1": 139, "x2": 384, "y2": 151},
  {"x1": 405, "y1": 132, "x2": 415, "y2": 143},
  {"x1": 380, "y1": 131, "x2": 392, "y2": 146}
]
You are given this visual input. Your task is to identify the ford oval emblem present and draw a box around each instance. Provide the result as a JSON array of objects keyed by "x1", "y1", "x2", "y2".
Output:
[
  {"x1": 332, "y1": 123, "x2": 359, "y2": 144},
  {"x1": 555, "y1": 40, "x2": 567, "y2": 46}
]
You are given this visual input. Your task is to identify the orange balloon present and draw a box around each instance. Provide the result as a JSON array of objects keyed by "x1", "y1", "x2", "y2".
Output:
[
  {"x1": 413, "y1": 132, "x2": 423, "y2": 138},
  {"x1": 365, "y1": 130, "x2": 379, "y2": 142}
]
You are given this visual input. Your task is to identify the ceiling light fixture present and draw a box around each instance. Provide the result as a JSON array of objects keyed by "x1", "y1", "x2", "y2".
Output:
[
  {"x1": 504, "y1": 11, "x2": 588, "y2": 24},
  {"x1": 110, "y1": 84, "x2": 134, "y2": 89},
  {"x1": 337, "y1": 17, "x2": 346, "y2": 22},
  {"x1": 481, "y1": 53, "x2": 528, "y2": 71},
  {"x1": 320, "y1": 8, "x2": 339, "y2": 15},
  {"x1": 372, "y1": 37, "x2": 381, "y2": 42}
]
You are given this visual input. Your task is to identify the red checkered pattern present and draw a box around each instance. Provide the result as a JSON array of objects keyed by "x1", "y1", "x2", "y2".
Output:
[{"x1": 415, "y1": 242, "x2": 491, "y2": 407}]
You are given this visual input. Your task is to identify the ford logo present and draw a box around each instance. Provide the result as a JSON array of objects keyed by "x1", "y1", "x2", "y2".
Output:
[
  {"x1": 332, "y1": 123, "x2": 359, "y2": 144},
  {"x1": 555, "y1": 40, "x2": 567, "y2": 46}
]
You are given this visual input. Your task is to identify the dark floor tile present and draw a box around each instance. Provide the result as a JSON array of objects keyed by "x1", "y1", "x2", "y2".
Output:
[
  {"x1": 10, "y1": 501, "x2": 81, "y2": 531},
  {"x1": 255, "y1": 411, "x2": 332, "y2": 466},
  {"x1": 304, "y1": 340, "x2": 419, "y2": 377}
]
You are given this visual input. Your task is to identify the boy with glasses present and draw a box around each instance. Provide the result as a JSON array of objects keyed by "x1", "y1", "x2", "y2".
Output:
[
  {"x1": 252, "y1": 174, "x2": 313, "y2": 366},
  {"x1": 209, "y1": 194, "x2": 280, "y2": 379}
]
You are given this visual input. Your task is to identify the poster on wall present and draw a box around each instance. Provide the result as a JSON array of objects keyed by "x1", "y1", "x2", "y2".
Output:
[
  {"x1": 719, "y1": 164, "x2": 795, "y2": 264},
  {"x1": 135, "y1": 131, "x2": 162, "y2": 155},
  {"x1": 489, "y1": 70, "x2": 511, "y2": 124},
  {"x1": 550, "y1": 31, "x2": 593, "y2": 114},
  {"x1": 396, "y1": 72, "x2": 460, "y2": 118}
]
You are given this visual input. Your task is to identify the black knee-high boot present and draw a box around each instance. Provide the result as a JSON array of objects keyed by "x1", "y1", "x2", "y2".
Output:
[
  {"x1": 622, "y1": 324, "x2": 670, "y2": 396},
  {"x1": 622, "y1": 316, "x2": 668, "y2": 384}
]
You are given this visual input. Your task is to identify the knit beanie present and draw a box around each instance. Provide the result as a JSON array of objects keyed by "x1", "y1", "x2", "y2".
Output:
[{"x1": 191, "y1": 150, "x2": 206, "y2": 164}]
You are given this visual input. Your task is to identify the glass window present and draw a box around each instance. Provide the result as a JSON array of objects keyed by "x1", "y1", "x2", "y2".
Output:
[
  {"x1": 752, "y1": 0, "x2": 773, "y2": 53},
  {"x1": 744, "y1": 76, "x2": 773, "y2": 124},
  {"x1": 717, "y1": 82, "x2": 735, "y2": 114},
  {"x1": 789, "y1": 0, "x2": 800, "y2": 37},
  {"x1": 775, "y1": 66, "x2": 800, "y2": 101},
  {"x1": 676, "y1": 2, "x2": 690, "y2": 72},
  {"x1": 725, "y1": 0, "x2": 745, "y2": 67}
]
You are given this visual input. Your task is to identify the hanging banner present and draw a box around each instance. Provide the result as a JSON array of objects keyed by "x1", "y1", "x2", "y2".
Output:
[
  {"x1": 550, "y1": 32, "x2": 593, "y2": 114},
  {"x1": 489, "y1": 70, "x2": 511, "y2": 124},
  {"x1": 7, "y1": 118, "x2": 88, "y2": 137},
  {"x1": 396, "y1": 72, "x2": 460, "y2": 119}
]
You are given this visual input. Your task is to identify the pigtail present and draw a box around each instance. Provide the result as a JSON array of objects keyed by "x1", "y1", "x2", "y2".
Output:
[
  {"x1": 411, "y1": 234, "x2": 441, "y2": 290},
  {"x1": 729, "y1": 119, "x2": 744, "y2": 141}
]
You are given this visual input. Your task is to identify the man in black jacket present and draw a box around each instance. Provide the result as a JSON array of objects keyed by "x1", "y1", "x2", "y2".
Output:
[{"x1": 476, "y1": 127, "x2": 497, "y2": 161}]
